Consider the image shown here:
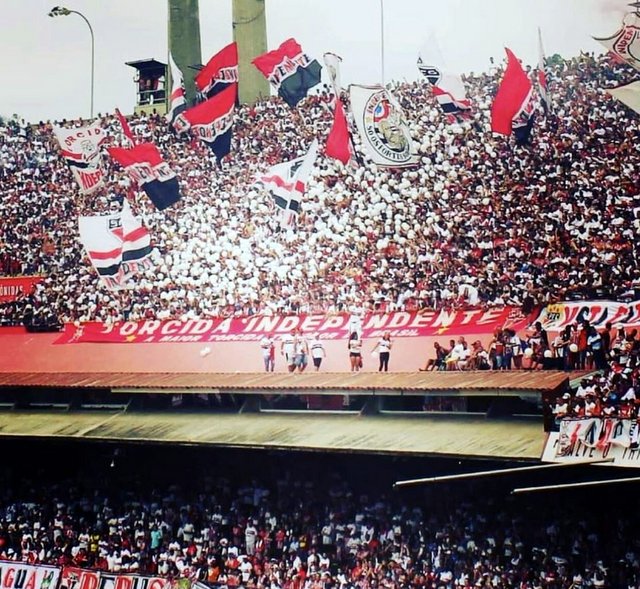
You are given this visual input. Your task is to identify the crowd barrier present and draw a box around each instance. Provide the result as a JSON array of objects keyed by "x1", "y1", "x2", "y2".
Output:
[{"x1": 0, "y1": 563, "x2": 204, "y2": 589}]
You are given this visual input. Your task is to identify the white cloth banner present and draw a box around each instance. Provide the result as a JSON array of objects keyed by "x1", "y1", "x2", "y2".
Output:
[
  {"x1": 535, "y1": 300, "x2": 640, "y2": 331},
  {"x1": 78, "y1": 201, "x2": 153, "y2": 290},
  {"x1": 593, "y1": 12, "x2": 640, "y2": 71},
  {"x1": 0, "y1": 562, "x2": 61, "y2": 589},
  {"x1": 608, "y1": 80, "x2": 640, "y2": 115},
  {"x1": 53, "y1": 123, "x2": 106, "y2": 194},
  {"x1": 349, "y1": 84, "x2": 418, "y2": 169},
  {"x1": 557, "y1": 418, "x2": 633, "y2": 458}
]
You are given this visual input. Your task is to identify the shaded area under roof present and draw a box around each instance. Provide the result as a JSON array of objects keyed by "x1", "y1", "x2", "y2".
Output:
[{"x1": 0, "y1": 411, "x2": 545, "y2": 459}]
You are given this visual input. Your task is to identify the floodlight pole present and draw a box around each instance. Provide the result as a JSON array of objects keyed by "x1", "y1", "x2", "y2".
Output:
[
  {"x1": 393, "y1": 458, "x2": 614, "y2": 488},
  {"x1": 380, "y1": 0, "x2": 385, "y2": 86},
  {"x1": 49, "y1": 6, "x2": 95, "y2": 118},
  {"x1": 513, "y1": 475, "x2": 640, "y2": 494}
]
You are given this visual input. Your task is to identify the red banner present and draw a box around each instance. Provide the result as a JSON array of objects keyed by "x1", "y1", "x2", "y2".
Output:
[
  {"x1": 0, "y1": 276, "x2": 44, "y2": 303},
  {"x1": 54, "y1": 308, "x2": 526, "y2": 344}
]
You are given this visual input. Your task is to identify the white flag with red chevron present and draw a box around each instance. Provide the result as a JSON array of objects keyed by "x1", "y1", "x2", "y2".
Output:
[{"x1": 78, "y1": 200, "x2": 154, "y2": 290}]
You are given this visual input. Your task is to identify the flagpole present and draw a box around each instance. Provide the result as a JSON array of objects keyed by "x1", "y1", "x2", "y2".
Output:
[{"x1": 380, "y1": 0, "x2": 385, "y2": 85}]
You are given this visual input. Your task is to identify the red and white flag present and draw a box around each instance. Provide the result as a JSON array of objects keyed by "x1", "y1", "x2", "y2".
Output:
[{"x1": 491, "y1": 48, "x2": 534, "y2": 137}]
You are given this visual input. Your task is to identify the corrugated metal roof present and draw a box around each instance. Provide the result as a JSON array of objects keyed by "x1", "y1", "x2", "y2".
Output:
[
  {"x1": 0, "y1": 411, "x2": 544, "y2": 459},
  {"x1": 0, "y1": 370, "x2": 571, "y2": 393}
]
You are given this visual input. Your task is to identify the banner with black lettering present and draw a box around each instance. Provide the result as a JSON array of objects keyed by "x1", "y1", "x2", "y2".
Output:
[
  {"x1": 593, "y1": 10, "x2": 640, "y2": 71},
  {"x1": 108, "y1": 143, "x2": 181, "y2": 211},
  {"x1": 53, "y1": 123, "x2": 106, "y2": 194},
  {"x1": 535, "y1": 300, "x2": 640, "y2": 331},
  {"x1": 0, "y1": 561, "x2": 60, "y2": 589},
  {"x1": 349, "y1": 84, "x2": 418, "y2": 169}
]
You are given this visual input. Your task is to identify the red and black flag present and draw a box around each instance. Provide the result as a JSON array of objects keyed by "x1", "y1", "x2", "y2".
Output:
[
  {"x1": 195, "y1": 42, "x2": 239, "y2": 100},
  {"x1": 252, "y1": 38, "x2": 322, "y2": 107},
  {"x1": 108, "y1": 143, "x2": 182, "y2": 211},
  {"x1": 182, "y1": 83, "x2": 236, "y2": 163},
  {"x1": 491, "y1": 48, "x2": 535, "y2": 145}
]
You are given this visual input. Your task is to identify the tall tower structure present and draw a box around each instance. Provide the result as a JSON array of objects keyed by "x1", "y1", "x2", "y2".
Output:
[
  {"x1": 168, "y1": 0, "x2": 203, "y2": 104},
  {"x1": 232, "y1": 0, "x2": 270, "y2": 104}
]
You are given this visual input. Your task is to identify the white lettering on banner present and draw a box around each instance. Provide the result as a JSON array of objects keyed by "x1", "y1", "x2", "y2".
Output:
[
  {"x1": 0, "y1": 562, "x2": 60, "y2": 589},
  {"x1": 126, "y1": 162, "x2": 176, "y2": 186},
  {"x1": 0, "y1": 286, "x2": 22, "y2": 296},
  {"x1": 57, "y1": 308, "x2": 527, "y2": 345}
]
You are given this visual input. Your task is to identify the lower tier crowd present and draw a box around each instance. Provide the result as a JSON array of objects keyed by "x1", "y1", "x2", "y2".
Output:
[{"x1": 0, "y1": 446, "x2": 637, "y2": 589}]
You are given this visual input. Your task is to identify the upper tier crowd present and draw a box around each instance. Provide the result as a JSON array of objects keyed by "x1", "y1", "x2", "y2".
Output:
[
  {"x1": 1, "y1": 52, "x2": 640, "y2": 326},
  {"x1": 1, "y1": 453, "x2": 638, "y2": 589}
]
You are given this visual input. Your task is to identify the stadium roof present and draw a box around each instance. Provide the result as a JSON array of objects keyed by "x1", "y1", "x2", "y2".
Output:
[
  {"x1": 0, "y1": 370, "x2": 570, "y2": 396},
  {"x1": 0, "y1": 411, "x2": 545, "y2": 459}
]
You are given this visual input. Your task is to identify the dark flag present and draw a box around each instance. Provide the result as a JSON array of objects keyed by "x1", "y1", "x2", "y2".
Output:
[
  {"x1": 195, "y1": 42, "x2": 239, "y2": 100},
  {"x1": 513, "y1": 112, "x2": 536, "y2": 146},
  {"x1": 491, "y1": 48, "x2": 534, "y2": 141},
  {"x1": 108, "y1": 143, "x2": 182, "y2": 210},
  {"x1": 182, "y1": 83, "x2": 236, "y2": 162},
  {"x1": 252, "y1": 38, "x2": 322, "y2": 107}
]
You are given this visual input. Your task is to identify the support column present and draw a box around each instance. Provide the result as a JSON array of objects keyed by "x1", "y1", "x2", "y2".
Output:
[
  {"x1": 232, "y1": 0, "x2": 270, "y2": 104},
  {"x1": 168, "y1": 0, "x2": 203, "y2": 104}
]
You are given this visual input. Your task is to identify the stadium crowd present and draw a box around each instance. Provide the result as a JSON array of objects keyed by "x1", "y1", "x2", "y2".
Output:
[
  {"x1": 1, "y1": 454, "x2": 639, "y2": 589},
  {"x1": 1, "y1": 52, "x2": 640, "y2": 328},
  {"x1": 550, "y1": 322, "x2": 640, "y2": 422}
]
